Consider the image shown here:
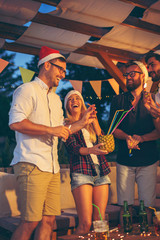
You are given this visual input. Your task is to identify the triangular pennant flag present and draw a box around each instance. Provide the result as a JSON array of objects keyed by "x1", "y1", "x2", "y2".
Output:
[
  {"x1": 0, "y1": 58, "x2": 9, "y2": 73},
  {"x1": 108, "y1": 78, "x2": 119, "y2": 95},
  {"x1": 69, "y1": 80, "x2": 82, "y2": 93},
  {"x1": 90, "y1": 81, "x2": 102, "y2": 98},
  {"x1": 19, "y1": 67, "x2": 35, "y2": 83}
]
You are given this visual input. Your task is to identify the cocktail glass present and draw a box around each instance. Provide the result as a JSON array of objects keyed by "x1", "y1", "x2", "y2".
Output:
[{"x1": 93, "y1": 220, "x2": 109, "y2": 240}]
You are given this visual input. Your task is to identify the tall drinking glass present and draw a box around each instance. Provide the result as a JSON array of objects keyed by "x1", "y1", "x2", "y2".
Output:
[{"x1": 93, "y1": 219, "x2": 109, "y2": 240}]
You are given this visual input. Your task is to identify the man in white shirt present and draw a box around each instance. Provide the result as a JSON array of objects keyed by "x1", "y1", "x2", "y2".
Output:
[{"x1": 9, "y1": 46, "x2": 96, "y2": 240}]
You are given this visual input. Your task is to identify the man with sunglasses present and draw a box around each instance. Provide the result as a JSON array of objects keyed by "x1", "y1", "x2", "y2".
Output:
[
  {"x1": 108, "y1": 60, "x2": 159, "y2": 226},
  {"x1": 9, "y1": 46, "x2": 97, "y2": 240}
]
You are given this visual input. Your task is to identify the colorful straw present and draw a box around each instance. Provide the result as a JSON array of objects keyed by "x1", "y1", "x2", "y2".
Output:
[
  {"x1": 111, "y1": 110, "x2": 128, "y2": 133},
  {"x1": 149, "y1": 207, "x2": 158, "y2": 218},
  {"x1": 111, "y1": 106, "x2": 134, "y2": 135},
  {"x1": 92, "y1": 203, "x2": 103, "y2": 221},
  {"x1": 107, "y1": 109, "x2": 124, "y2": 135}
]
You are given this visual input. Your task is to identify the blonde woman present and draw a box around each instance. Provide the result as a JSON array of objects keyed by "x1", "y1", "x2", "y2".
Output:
[{"x1": 64, "y1": 90, "x2": 111, "y2": 235}]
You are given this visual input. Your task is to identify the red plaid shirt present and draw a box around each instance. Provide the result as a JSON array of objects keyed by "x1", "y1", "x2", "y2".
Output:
[{"x1": 64, "y1": 130, "x2": 111, "y2": 176}]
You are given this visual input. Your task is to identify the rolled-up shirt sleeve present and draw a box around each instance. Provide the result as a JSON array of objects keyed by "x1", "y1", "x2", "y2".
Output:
[{"x1": 9, "y1": 84, "x2": 34, "y2": 125}]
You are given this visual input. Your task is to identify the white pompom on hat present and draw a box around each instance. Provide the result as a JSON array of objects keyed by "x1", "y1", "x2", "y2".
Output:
[
  {"x1": 133, "y1": 61, "x2": 148, "y2": 84},
  {"x1": 64, "y1": 90, "x2": 85, "y2": 109},
  {"x1": 38, "y1": 46, "x2": 66, "y2": 67}
]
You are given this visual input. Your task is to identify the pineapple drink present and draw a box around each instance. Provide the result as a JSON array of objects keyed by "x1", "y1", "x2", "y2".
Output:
[{"x1": 98, "y1": 134, "x2": 115, "y2": 153}]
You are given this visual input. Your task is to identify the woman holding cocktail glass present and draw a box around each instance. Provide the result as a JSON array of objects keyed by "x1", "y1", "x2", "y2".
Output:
[{"x1": 64, "y1": 90, "x2": 111, "y2": 236}]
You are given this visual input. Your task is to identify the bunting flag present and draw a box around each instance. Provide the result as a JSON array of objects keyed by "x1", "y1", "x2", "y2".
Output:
[
  {"x1": 19, "y1": 67, "x2": 35, "y2": 83},
  {"x1": 0, "y1": 58, "x2": 9, "y2": 73},
  {"x1": 69, "y1": 80, "x2": 82, "y2": 93},
  {"x1": 90, "y1": 80, "x2": 102, "y2": 98},
  {"x1": 108, "y1": 78, "x2": 119, "y2": 95}
]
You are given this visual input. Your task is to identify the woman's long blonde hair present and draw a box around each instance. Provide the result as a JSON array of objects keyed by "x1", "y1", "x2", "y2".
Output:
[{"x1": 64, "y1": 95, "x2": 97, "y2": 143}]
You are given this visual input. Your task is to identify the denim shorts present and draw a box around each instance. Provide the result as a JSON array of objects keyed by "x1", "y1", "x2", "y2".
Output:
[{"x1": 70, "y1": 164, "x2": 111, "y2": 191}]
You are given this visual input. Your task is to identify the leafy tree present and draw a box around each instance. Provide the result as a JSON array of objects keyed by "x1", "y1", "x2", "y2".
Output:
[
  {"x1": 25, "y1": 55, "x2": 39, "y2": 80},
  {"x1": 0, "y1": 50, "x2": 19, "y2": 166}
]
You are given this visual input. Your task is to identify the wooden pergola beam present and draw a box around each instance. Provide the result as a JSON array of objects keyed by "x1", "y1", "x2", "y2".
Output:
[
  {"x1": 95, "y1": 51, "x2": 127, "y2": 91},
  {"x1": 75, "y1": 47, "x2": 131, "y2": 63},
  {"x1": 77, "y1": 43, "x2": 142, "y2": 62}
]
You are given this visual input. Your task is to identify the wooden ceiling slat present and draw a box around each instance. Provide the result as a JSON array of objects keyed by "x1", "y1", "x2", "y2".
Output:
[
  {"x1": 32, "y1": 12, "x2": 160, "y2": 37},
  {"x1": 3, "y1": 42, "x2": 40, "y2": 56},
  {"x1": 32, "y1": 0, "x2": 60, "y2": 6},
  {"x1": 0, "y1": 22, "x2": 27, "y2": 40},
  {"x1": 122, "y1": 15, "x2": 160, "y2": 35},
  {"x1": 1, "y1": 13, "x2": 160, "y2": 42},
  {"x1": 33, "y1": 0, "x2": 158, "y2": 9},
  {"x1": 32, "y1": 12, "x2": 111, "y2": 39},
  {"x1": 118, "y1": 0, "x2": 158, "y2": 9}
]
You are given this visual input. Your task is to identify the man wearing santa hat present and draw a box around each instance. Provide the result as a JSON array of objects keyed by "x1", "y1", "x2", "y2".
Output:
[
  {"x1": 108, "y1": 60, "x2": 160, "y2": 226},
  {"x1": 144, "y1": 51, "x2": 160, "y2": 121},
  {"x1": 9, "y1": 46, "x2": 96, "y2": 240}
]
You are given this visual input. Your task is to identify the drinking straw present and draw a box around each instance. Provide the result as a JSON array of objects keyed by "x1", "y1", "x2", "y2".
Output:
[
  {"x1": 92, "y1": 203, "x2": 102, "y2": 221},
  {"x1": 111, "y1": 106, "x2": 134, "y2": 134},
  {"x1": 107, "y1": 109, "x2": 124, "y2": 135},
  {"x1": 149, "y1": 207, "x2": 158, "y2": 218},
  {"x1": 110, "y1": 110, "x2": 128, "y2": 134}
]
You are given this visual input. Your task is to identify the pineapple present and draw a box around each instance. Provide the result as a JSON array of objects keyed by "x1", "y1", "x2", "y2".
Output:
[{"x1": 98, "y1": 134, "x2": 115, "y2": 153}]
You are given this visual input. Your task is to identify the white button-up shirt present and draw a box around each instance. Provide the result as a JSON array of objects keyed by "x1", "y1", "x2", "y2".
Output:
[{"x1": 9, "y1": 77, "x2": 64, "y2": 173}]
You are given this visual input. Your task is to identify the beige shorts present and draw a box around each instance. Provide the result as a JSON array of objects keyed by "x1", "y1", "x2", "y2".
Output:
[{"x1": 14, "y1": 162, "x2": 61, "y2": 221}]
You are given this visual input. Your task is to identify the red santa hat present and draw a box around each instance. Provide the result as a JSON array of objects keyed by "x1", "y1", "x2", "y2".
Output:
[{"x1": 38, "y1": 46, "x2": 66, "y2": 67}]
